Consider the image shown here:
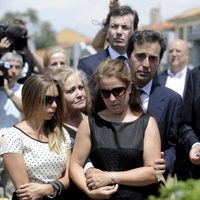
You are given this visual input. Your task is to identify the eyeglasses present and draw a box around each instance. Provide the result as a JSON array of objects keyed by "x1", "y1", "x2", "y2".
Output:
[
  {"x1": 45, "y1": 95, "x2": 60, "y2": 105},
  {"x1": 100, "y1": 86, "x2": 127, "y2": 98},
  {"x1": 135, "y1": 53, "x2": 159, "y2": 64}
]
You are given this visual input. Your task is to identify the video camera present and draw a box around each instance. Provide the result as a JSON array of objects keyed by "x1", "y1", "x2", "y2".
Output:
[
  {"x1": 0, "y1": 60, "x2": 10, "y2": 87},
  {"x1": 0, "y1": 24, "x2": 28, "y2": 51}
]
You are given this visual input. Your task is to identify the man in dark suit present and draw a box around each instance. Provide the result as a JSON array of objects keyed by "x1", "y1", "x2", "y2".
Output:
[
  {"x1": 127, "y1": 30, "x2": 183, "y2": 175},
  {"x1": 158, "y1": 39, "x2": 190, "y2": 98},
  {"x1": 178, "y1": 66, "x2": 200, "y2": 179},
  {"x1": 77, "y1": 5, "x2": 139, "y2": 79}
]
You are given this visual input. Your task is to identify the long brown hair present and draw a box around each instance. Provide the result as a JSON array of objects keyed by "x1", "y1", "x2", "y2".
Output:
[{"x1": 91, "y1": 58, "x2": 143, "y2": 113}]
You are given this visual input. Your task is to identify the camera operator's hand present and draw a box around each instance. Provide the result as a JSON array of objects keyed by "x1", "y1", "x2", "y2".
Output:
[
  {"x1": 1, "y1": 78, "x2": 11, "y2": 94},
  {"x1": 0, "y1": 77, "x2": 13, "y2": 97},
  {"x1": 0, "y1": 37, "x2": 11, "y2": 50},
  {"x1": 1, "y1": 77, "x2": 23, "y2": 112}
]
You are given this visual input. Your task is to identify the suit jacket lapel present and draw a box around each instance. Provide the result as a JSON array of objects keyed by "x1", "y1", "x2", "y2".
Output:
[
  {"x1": 182, "y1": 68, "x2": 190, "y2": 98},
  {"x1": 159, "y1": 70, "x2": 168, "y2": 85},
  {"x1": 148, "y1": 74, "x2": 165, "y2": 123},
  {"x1": 98, "y1": 48, "x2": 110, "y2": 61}
]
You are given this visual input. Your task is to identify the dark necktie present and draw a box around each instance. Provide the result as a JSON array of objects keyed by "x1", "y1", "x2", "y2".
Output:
[
  {"x1": 116, "y1": 56, "x2": 130, "y2": 69},
  {"x1": 117, "y1": 55, "x2": 127, "y2": 61},
  {"x1": 138, "y1": 89, "x2": 145, "y2": 95}
]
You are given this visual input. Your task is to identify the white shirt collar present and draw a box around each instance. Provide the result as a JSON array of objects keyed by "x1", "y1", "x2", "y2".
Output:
[{"x1": 167, "y1": 66, "x2": 187, "y2": 78}]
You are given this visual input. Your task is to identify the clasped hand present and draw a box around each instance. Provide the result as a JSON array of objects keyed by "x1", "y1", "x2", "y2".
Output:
[
  {"x1": 85, "y1": 168, "x2": 118, "y2": 199},
  {"x1": 86, "y1": 168, "x2": 114, "y2": 190},
  {"x1": 190, "y1": 144, "x2": 200, "y2": 165},
  {"x1": 16, "y1": 182, "x2": 48, "y2": 200}
]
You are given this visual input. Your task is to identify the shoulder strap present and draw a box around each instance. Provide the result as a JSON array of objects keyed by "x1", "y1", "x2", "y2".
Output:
[{"x1": 140, "y1": 112, "x2": 151, "y2": 130}]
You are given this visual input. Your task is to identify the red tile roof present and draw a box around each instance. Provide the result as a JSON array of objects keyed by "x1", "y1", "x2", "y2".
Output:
[{"x1": 140, "y1": 21, "x2": 175, "y2": 31}]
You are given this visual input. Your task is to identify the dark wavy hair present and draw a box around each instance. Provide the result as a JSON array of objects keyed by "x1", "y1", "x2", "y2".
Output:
[
  {"x1": 127, "y1": 29, "x2": 167, "y2": 60},
  {"x1": 103, "y1": 5, "x2": 139, "y2": 31}
]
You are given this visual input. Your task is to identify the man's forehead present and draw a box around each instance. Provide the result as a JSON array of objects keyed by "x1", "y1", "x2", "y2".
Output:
[
  {"x1": 9, "y1": 60, "x2": 23, "y2": 67},
  {"x1": 110, "y1": 14, "x2": 134, "y2": 24},
  {"x1": 131, "y1": 43, "x2": 161, "y2": 58},
  {"x1": 134, "y1": 43, "x2": 160, "y2": 51}
]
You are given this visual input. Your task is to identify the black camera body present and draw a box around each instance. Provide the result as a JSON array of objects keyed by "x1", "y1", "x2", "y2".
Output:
[
  {"x1": 0, "y1": 24, "x2": 28, "y2": 51},
  {"x1": 0, "y1": 61, "x2": 10, "y2": 87}
]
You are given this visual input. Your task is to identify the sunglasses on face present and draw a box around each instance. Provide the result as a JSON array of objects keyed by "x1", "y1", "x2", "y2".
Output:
[
  {"x1": 135, "y1": 53, "x2": 159, "y2": 64},
  {"x1": 45, "y1": 95, "x2": 60, "y2": 105},
  {"x1": 100, "y1": 86, "x2": 127, "y2": 99}
]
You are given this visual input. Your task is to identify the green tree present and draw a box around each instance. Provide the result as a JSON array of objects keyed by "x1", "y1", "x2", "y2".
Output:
[
  {"x1": 34, "y1": 21, "x2": 57, "y2": 49},
  {"x1": 0, "y1": 11, "x2": 23, "y2": 23},
  {"x1": 23, "y1": 8, "x2": 39, "y2": 24}
]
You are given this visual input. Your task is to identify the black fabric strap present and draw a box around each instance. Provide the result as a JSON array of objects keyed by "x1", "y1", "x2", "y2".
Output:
[{"x1": 49, "y1": 180, "x2": 64, "y2": 196}]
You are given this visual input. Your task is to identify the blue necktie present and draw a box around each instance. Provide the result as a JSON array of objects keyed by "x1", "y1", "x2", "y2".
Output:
[
  {"x1": 116, "y1": 56, "x2": 130, "y2": 69},
  {"x1": 117, "y1": 55, "x2": 127, "y2": 61},
  {"x1": 139, "y1": 89, "x2": 145, "y2": 95}
]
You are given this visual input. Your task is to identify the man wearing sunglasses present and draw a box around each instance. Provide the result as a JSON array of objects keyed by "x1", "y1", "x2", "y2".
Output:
[
  {"x1": 77, "y1": 5, "x2": 139, "y2": 79},
  {"x1": 127, "y1": 30, "x2": 183, "y2": 176}
]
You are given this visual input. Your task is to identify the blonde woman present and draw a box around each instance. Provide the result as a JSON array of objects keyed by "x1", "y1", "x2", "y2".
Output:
[
  {"x1": 52, "y1": 67, "x2": 91, "y2": 199},
  {"x1": 0, "y1": 74, "x2": 71, "y2": 200},
  {"x1": 43, "y1": 46, "x2": 70, "y2": 74}
]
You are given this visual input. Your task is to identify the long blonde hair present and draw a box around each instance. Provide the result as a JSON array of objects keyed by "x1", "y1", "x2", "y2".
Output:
[
  {"x1": 52, "y1": 67, "x2": 91, "y2": 113},
  {"x1": 22, "y1": 74, "x2": 66, "y2": 153}
]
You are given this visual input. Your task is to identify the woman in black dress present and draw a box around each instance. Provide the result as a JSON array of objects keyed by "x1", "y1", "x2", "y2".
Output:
[{"x1": 70, "y1": 59, "x2": 164, "y2": 200}]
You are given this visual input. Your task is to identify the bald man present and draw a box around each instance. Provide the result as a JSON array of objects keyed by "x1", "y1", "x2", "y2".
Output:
[{"x1": 158, "y1": 39, "x2": 190, "y2": 98}]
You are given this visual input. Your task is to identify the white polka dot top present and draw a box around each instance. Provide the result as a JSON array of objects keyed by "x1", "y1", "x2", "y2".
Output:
[{"x1": 0, "y1": 126, "x2": 71, "y2": 183}]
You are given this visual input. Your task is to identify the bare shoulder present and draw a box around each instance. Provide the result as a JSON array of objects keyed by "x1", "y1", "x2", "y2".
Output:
[
  {"x1": 80, "y1": 115, "x2": 89, "y2": 126},
  {"x1": 77, "y1": 116, "x2": 90, "y2": 135},
  {"x1": 145, "y1": 115, "x2": 159, "y2": 133}
]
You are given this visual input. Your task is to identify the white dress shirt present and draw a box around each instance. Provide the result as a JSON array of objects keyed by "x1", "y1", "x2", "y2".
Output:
[
  {"x1": 139, "y1": 80, "x2": 153, "y2": 111},
  {"x1": 165, "y1": 66, "x2": 187, "y2": 98},
  {"x1": 0, "y1": 83, "x2": 23, "y2": 129}
]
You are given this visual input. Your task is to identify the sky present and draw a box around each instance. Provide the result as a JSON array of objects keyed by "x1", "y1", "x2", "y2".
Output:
[{"x1": 1, "y1": 0, "x2": 200, "y2": 39}]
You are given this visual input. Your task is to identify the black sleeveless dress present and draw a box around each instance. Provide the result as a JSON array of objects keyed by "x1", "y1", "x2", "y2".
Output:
[{"x1": 88, "y1": 112, "x2": 158, "y2": 200}]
